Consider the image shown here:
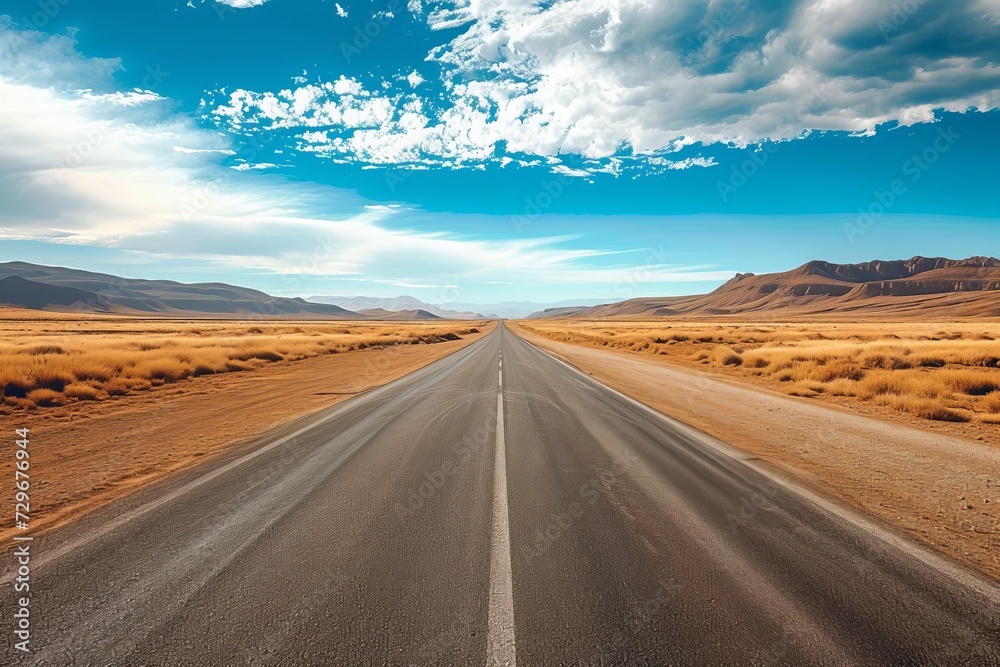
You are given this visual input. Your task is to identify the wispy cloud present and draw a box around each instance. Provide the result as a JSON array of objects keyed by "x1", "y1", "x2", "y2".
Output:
[
  {"x1": 213, "y1": 0, "x2": 271, "y2": 8},
  {"x1": 0, "y1": 27, "x2": 731, "y2": 297}
]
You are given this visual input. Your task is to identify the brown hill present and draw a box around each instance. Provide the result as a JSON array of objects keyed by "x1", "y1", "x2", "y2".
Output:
[
  {"x1": 0, "y1": 262, "x2": 364, "y2": 319},
  {"x1": 559, "y1": 256, "x2": 1000, "y2": 319},
  {"x1": 0, "y1": 275, "x2": 112, "y2": 311},
  {"x1": 357, "y1": 308, "x2": 442, "y2": 321}
]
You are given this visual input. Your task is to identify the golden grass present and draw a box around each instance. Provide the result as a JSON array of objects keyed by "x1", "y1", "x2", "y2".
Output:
[
  {"x1": 518, "y1": 320, "x2": 1000, "y2": 424},
  {"x1": 0, "y1": 319, "x2": 485, "y2": 410}
]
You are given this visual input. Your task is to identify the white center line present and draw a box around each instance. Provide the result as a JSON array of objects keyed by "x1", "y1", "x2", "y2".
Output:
[{"x1": 487, "y1": 348, "x2": 516, "y2": 666}]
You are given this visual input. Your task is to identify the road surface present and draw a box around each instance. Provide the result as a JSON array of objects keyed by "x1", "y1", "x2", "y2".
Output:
[{"x1": 3, "y1": 322, "x2": 999, "y2": 665}]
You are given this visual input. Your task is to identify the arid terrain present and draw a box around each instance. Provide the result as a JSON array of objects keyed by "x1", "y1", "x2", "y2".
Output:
[
  {"x1": 517, "y1": 319, "x2": 1000, "y2": 434},
  {"x1": 510, "y1": 321, "x2": 1000, "y2": 581},
  {"x1": 0, "y1": 310, "x2": 493, "y2": 540},
  {"x1": 0, "y1": 311, "x2": 484, "y2": 411}
]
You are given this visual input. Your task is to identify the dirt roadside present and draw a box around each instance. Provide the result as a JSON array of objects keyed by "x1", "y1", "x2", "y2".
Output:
[
  {"x1": 509, "y1": 322, "x2": 1000, "y2": 582},
  {"x1": 1, "y1": 324, "x2": 494, "y2": 543}
]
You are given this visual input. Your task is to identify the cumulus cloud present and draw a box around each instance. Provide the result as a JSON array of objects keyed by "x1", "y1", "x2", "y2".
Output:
[
  {"x1": 1, "y1": 26, "x2": 726, "y2": 294},
  {"x1": 205, "y1": 0, "x2": 1000, "y2": 172},
  {"x1": 405, "y1": 70, "x2": 424, "y2": 88}
]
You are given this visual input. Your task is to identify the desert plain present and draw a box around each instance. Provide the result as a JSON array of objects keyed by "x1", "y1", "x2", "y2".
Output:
[{"x1": 0, "y1": 309, "x2": 492, "y2": 541}]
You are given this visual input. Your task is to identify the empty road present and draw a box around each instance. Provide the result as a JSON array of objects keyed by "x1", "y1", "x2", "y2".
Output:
[{"x1": 4, "y1": 322, "x2": 1000, "y2": 665}]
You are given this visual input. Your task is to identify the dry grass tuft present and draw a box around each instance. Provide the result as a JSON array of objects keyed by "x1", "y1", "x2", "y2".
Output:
[
  {"x1": 64, "y1": 383, "x2": 101, "y2": 400},
  {"x1": 26, "y1": 388, "x2": 64, "y2": 407}
]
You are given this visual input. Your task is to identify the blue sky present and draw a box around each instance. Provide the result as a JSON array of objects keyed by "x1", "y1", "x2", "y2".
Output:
[{"x1": 2, "y1": 0, "x2": 999, "y2": 304}]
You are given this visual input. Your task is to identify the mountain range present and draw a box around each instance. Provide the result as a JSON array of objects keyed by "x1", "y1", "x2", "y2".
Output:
[
  {"x1": 529, "y1": 256, "x2": 1000, "y2": 319},
  {"x1": 305, "y1": 296, "x2": 613, "y2": 319},
  {"x1": 0, "y1": 262, "x2": 363, "y2": 318},
  {"x1": 0, "y1": 263, "x2": 462, "y2": 319},
  {"x1": 6, "y1": 257, "x2": 999, "y2": 321},
  {"x1": 307, "y1": 295, "x2": 486, "y2": 319}
]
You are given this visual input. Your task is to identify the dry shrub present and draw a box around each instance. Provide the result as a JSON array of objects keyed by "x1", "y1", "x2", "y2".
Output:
[
  {"x1": 231, "y1": 349, "x2": 284, "y2": 362},
  {"x1": 979, "y1": 392, "x2": 1000, "y2": 413},
  {"x1": 941, "y1": 370, "x2": 1000, "y2": 396},
  {"x1": 72, "y1": 362, "x2": 116, "y2": 382},
  {"x1": 27, "y1": 344, "x2": 66, "y2": 355},
  {"x1": 824, "y1": 379, "x2": 858, "y2": 396},
  {"x1": 861, "y1": 353, "x2": 912, "y2": 371},
  {"x1": 717, "y1": 349, "x2": 743, "y2": 366},
  {"x1": 64, "y1": 383, "x2": 100, "y2": 400},
  {"x1": 31, "y1": 368, "x2": 73, "y2": 392},
  {"x1": 814, "y1": 360, "x2": 864, "y2": 382},
  {"x1": 887, "y1": 397, "x2": 970, "y2": 422},
  {"x1": 103, "y1": 378, "x2": 130, "y2": 396},
  {"x1": 27, "y1": 388, "x2": 64, "y2": 407},
  {"x1": 136, "y1": 359, "x2": 191, "y2": 382}
]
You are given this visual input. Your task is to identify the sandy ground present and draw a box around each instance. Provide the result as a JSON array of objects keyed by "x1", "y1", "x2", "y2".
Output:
[
  {"x1": 509, "y1": 323, "x2": 1000, "y2": 582},
  {"x1": 516, "y1": 319, "x2": 1000, "y2": 438},
  {"x1": 0, "y1": 324, "x2": 493, "y2": 543}
]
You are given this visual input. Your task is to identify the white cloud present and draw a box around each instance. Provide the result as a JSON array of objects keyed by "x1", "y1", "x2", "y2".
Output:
[
  {"x1": 174, "y1": 146, "x2": 237, "y2": 155},
  {"x1": 2, "y1": 27, "x2": 726, "y2": 296},
  {"x1": 229, "y1": 162, "x2": 287, "y2": 170},
  {"x1": 206, "y1": 0, "x2": 1000, "y2": 170},
  {"x1": 77, "y1": 89, "x2": 166, "y2": 106},
  {"x1": 214, "y1": 0, "x2": 270, "y2": 8},
  {"x1": 406, "y1": 70, "x2": 424, "y2": 88},
  {"x1": 335, "y1": 3, "x2": 347, "y2": 18},
  {"x1": 649, "y1": 156, "x2": 719, "y2": 172},
  {"x1": 551, "y1": 165, "x2": 592, "y2": 179}
]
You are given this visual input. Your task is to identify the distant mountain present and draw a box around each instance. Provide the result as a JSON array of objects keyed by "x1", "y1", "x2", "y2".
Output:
[
  {"x1": 537, "y1": 257, "x2": 1000, "y2": 319},
  {"x1": 357, "y1": 308, "x2": 442, "y2": 321},
  {"x1": 309, "y1": 295, "x2": 484, "y2": 319},
  {"x1": 0, "y1": 262, "x2": 363, "y2": 319},
  {"x1": 312, "y1": 297, "x2": 617, "y2": 319},
  {"x1": 524, "y1": 306, "x2": 592, "y2": 319},
  {"x1": 445, "y1": 299, "x2": 613, "y2": 319},
  {"x1": 0, "y1": 274, "x2": 111, "y2": 310}
]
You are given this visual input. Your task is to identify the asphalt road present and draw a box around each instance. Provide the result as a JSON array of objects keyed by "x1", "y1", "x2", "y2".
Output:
[{"x1": 3, "y1": 322, "x2": 1000, "y2": 665}]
